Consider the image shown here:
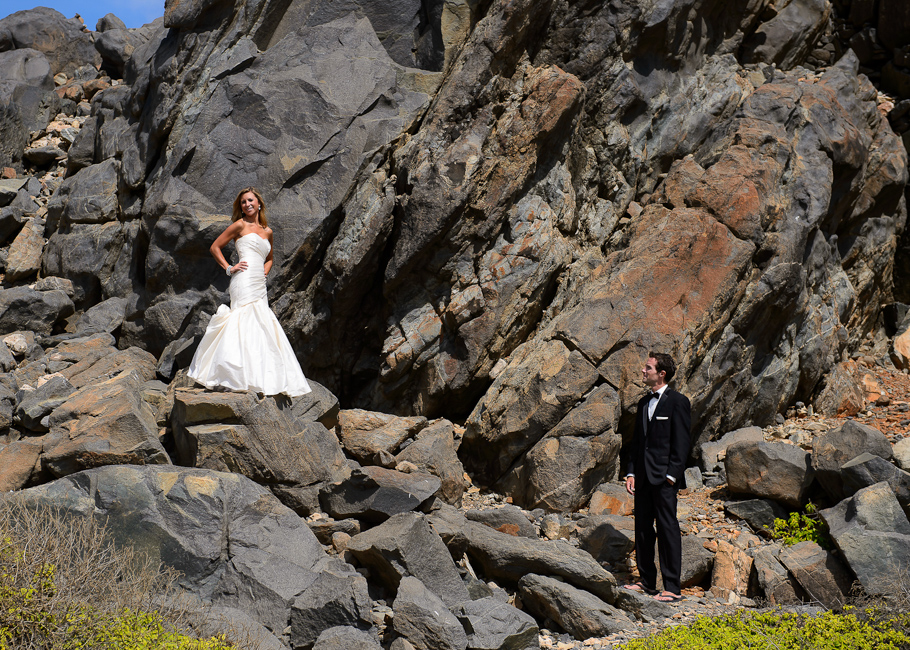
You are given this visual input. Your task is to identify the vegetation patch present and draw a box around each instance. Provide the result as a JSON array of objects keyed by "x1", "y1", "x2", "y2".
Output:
[
  {"x1": 619, "y1": 608, "x2": 910, "y2": 649},
  {"x1": 771, "y1": 503, "x2": 832, "y2": 549}
]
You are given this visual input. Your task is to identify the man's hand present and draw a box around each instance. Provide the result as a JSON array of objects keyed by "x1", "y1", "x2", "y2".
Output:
[{"x1": 625, "y1": 475, "x2": 635, "y2": 495}]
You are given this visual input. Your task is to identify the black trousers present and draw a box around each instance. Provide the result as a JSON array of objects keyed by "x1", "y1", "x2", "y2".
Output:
[{"x1": 633, "y1": 477, "x2": 682, "y2": 594}]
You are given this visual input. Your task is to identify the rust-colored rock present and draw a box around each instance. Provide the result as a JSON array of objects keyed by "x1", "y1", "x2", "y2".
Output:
[{"x1": 710, "y1": 539, "x2": 754, "y2": 602}]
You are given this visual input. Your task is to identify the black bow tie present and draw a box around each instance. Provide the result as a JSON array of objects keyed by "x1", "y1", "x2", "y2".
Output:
[{"x1": 650, "y1": 392, "x2": 660, "y2": 400}]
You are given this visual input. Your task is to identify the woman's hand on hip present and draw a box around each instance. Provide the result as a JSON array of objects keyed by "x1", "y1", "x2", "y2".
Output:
[{"x1": 230, "y1": 261, "x2": 249, "y2": 274}]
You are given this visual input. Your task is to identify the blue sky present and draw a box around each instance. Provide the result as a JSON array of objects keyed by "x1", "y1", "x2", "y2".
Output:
[{"x1": 1, "y1": 1, "x2": 163, "y2": 30}]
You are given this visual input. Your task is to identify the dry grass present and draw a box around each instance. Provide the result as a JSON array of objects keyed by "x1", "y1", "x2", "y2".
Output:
[{"x1": 0, "y1": 499, "x2": 257, "y2": 649}]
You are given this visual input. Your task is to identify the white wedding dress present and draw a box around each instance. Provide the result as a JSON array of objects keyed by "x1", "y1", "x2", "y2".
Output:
[{"x1": 188, "y1": 233, "x2": 311, "y2": 397}]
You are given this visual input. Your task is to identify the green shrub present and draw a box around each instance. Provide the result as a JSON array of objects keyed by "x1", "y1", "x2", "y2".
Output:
[
  {"x1": 619, "y1": 608, "x2": 910, "y2": 649},
  {"x1": 772, "y1": 503, "x2": 832, "y2": 549},
  {"x1": 0, "y1": 501, "x2": 238, "y2": 650}
]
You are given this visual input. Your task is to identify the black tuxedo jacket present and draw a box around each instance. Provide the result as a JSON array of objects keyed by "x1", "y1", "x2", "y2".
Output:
[{"x1": 625, "y1": 388, "x2": 692, "y2": 487}]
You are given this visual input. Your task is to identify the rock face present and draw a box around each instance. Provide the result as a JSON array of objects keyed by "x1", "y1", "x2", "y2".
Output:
[{"x1": 0, "y1": 0, "x2": 900, "y2": 515}]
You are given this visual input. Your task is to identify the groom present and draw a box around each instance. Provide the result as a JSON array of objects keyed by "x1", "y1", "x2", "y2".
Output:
[{"x1": 624, "y1": 352, "x2": 691, "y2": 602}]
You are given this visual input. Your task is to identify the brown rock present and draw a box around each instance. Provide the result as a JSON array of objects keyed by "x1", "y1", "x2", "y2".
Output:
[
  {"x1": 725, "y1": 441, "x2": 814, "y2": 508},
  {"x1": 395, "y1": 418, "x2": 466, "y2": 505},
  {"x1": 338, "y1": 409, "x2": 427, "y2": 463},
  {"x1": 5, "y1": 218, "x2": 45, "y2": 282},
  {"x1": 588, "y1": 482, "x2": 634, "y2": 516},
  {"x1": 861, "y1": 373, "x2": 884, "y2": 404},
  {"x1": 1, "y1": 168, "x2": 15, "y2": 179},
  {"x1": 81, "y1": 78, "x2": 110, "y2": 99},
  {"x1": 42, "y1": 370, "x2": 170, "y2": 478},
  {"x1": 63, "y1": 84, "x2": 84, "y2": 103},
  {"x1": 0, "y1": 438, "x2": 43, "y2": 491},
  {"x1": 814, "y1": 361, "x2": 864, "y2": 417},
  {"x1": 751, "y1": 544, "x2": 801, "y2": 605},
  {"x1": 710, "y1": 539, "x2": 754, "y2": 602}
]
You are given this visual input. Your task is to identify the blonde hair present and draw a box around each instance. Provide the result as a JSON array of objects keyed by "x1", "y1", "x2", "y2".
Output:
[{"x1": 231, "y1": 187, "x2": 268, "y2": 227}]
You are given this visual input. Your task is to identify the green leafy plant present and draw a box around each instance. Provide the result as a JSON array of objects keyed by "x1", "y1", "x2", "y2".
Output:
[
  {"x1": 771, "y1": 502, "x2": 832, "y2": 550},
  {"x1": 0, "y1": 501, "x2": 241, "y2": 650},
  {"x1": 619, "y1": 608, "x2": 910, "y2": 649}
]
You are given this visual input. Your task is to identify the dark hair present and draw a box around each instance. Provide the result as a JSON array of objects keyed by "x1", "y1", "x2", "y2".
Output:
[
  {"x1": 231, "y1": 187, "x2": 268, "y2": 227},
  {"x1": 649, "y1": 351, "x2": 676, "y2": 382}
]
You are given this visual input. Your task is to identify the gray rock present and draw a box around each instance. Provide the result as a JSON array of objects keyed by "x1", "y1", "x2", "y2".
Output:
[
  {"x1": 681, "y1": 535, "x2": 714, "y2": 588},
  {"x1": 811, "y1": 420, "x2": 893, "y2": 501},
  {"x1": 291, "y1": 380, "x2": 341, "y2": 428},
  {"x1": 6, "y1": 465, "x2": 346, "y2": 641},
  {"x1": 725, "y1": 441, "x2": 814, "y2": 508},
  {"x1": 289, "y1": 563, "x2": 374, "y2": 650},
  {"x1": 40, "y1": 221, "x2": 138, "y2": 306},
  {"x1": 841, "y1": 453, "x2": 910, "y2": 516},
  {"x1": 684, "y1": 466, "x2": 704, "y2": 489},
  {"x1": 777, "y1": 541, "x2": 852, "y2": 609},
  {"x1": 575, "y1": 515, "x2": 635, "y2": 564},
  {"x1": 95, "y1": 29, "x2": 134, "y2": 76},
  {"x1": 65, "y1": 115, "x2": 97, "y2": 175},
  {"x1": 0, "y1": 7, "x2": 101, "y2": 75},
  {"x1": 347, "y1": 512, "x2": 469, "y2": 608},
  {"x1": 699, "y1": 427, "x2": 763, "y2": 472},
  {"x1": 453, "y1": 597, "x2": 538, "y2": 650},
  {"x1": 895, "y1": 437, "x2": 910, "y2": 472},
  {"x1": 42, "y1": 369, "x2": 169, "y2": 477},
  {"x1": 392, "y1": 576, "x2": 468, "y2": 650},
  {"x1": 0, "y1": 206, "x2": 25, "y2": 244},
  {"x1": 156, "y1": 337, "x2": 196, "y2": 382},
  {"x1": 820, "y1": 482, "x2": 910, "y2": 597},
  {"x1": 427, "y1": 505, "x2": 617, "y2": 603},
  {"x1": 321, "y1": 466, "x2": 441, "y2": 523},
  {"x1": 611, "y1": 587, "x2": 676, "y2": 622},
  {"x1": 15, "y1": 374, "x2": 75, "y2": 431},
  {"x1": 518, "y1": 573, "x2": 631, "y2": 639},
  {"x1": 725, "y1": 499, "x2": 789, "y2": 535},
  {"x1": 0, "y1": 287, "x2": 75, "y2": 337},
  {"x1": 465, "y1": 505, "x2": 537, "y2": 539},
  {"x1": 312, "y1": 626, "x2": 381, "y2": 650},
  {"x1": 22, "y1": 145, "x2": 65, "y2": 166},
  {"x1": 73, "y1": 296, "x2": 127, "y2": 335},
  {"x1": 96, "y1": 13, "x2": 128, "y2": 32},
  {"x1": 396, "y1": 418, "x2": 467, "y2": 505},
  {"x1": 0, "y1": 48, "x2": 55, "y2": 168},
  {"x1": 750, "y1": 544, "x2": 801, "y2": 605},
  {"x1": 741, "y1": 0, "x2": 831, "y2": 69},
  {"x1": 34, "y1": 276, "x2": 75, "y2": 298},
  {"x1": 46, "y1": 159, "x2": 120, "y2": 228}
]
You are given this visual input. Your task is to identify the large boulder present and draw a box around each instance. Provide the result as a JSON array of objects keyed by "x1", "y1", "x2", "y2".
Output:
[
  {"x1": 452, "y1": 597, "x2": 539, "y2": 650},
  {"x1": 0, "y1": 48, "x2": 56, "y2": 168},
  {"x1": 820, "y1": 482, "x2": 910, "y2": 597},
  {"x1": 395, "y1": 418, "x2": 467, "y2": 506},
  {"x1": 6, "y1": 465, "x2": 368, "y2": 645},
  {"x1": 392, "y1": 576, "x2": 468, "y2": 650},
  {"x1": 41, "y1": 370, "x2": 169, "y2": 477},
  {"x1": 811, "y1": 420, "x2": 893, "y2": 501},
  {"x1": 0, "y1": 286, "x2": 74, "y2": 336},
  {"x1": 777, "y1": 541, "x2": 853, "y2": 609},
  {"x1": 518, "y1": 573, "x2": 631, "y2": 639},
  {"x1": 428, "y1": 504, "x2": 617, "y2": 603},
  {"x1": 320, "y1": 466, "x2": 441, "y2": 523},
  {"x1": 0, "y1": 8, "x2": 101, "y2": 75},
  {"x1": 337, "y1": 408, "x2": 427, "y2": 463},
  {"x1": 725, "y1": 441, "x2": 814, "y2": 508},
  {"x1": 346, "y1": 512, "x2": 470, "y2": 608},
  {"x1": 170, "y1": 388, "x2": 348, "y2": 514}
]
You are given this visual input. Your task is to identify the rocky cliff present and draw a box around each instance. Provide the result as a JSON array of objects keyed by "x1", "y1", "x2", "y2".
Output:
[{"x1": 0, "y1": 0, "x2": 909, "y2": 506}]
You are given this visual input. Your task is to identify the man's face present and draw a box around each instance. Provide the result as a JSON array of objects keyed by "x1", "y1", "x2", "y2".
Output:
[{"x1": 642, "y1": 357, "x2": 665, "y2": 389}]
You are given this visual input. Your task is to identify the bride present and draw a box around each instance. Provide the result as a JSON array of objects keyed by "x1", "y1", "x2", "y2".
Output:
[{"x1": 187, "y1": 187, "x2": 312, "y2": 397}]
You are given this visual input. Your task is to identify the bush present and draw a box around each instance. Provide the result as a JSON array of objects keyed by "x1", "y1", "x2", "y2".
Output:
[
  {"x1": 0, "y1": 500, "x2": 237, "y2": 650},
  {"x1": 772, "y1": 503, "x2": 832, "y2": 549},
  {"x1": 619, "y1": 609, "x2": 910, "y2": 649}
]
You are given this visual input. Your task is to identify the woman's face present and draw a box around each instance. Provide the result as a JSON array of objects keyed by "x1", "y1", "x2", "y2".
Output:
[{"x1": 239, "y1": 192, "x2": 260, "y2": 218}]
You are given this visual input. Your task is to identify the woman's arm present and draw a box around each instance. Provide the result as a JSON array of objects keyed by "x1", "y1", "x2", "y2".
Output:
[
  {"x1": 210, "y1": 221, "x2": 246, "y2": 274},
  {"x1": 263, "y1": 228, "x2": 274, "y2": 276}
]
